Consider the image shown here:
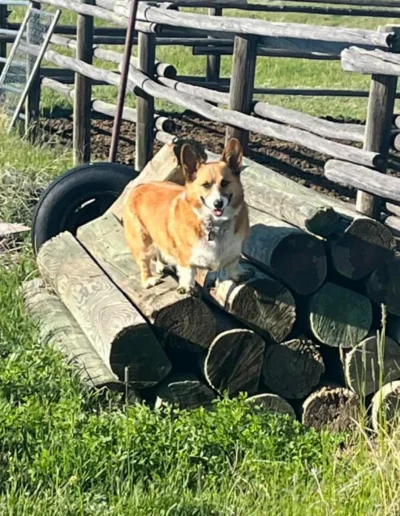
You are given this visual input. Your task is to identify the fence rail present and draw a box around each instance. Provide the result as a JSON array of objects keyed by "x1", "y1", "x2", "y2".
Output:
[{"x1": 1, "y1": 0, "x2": 400, "y2": 222}]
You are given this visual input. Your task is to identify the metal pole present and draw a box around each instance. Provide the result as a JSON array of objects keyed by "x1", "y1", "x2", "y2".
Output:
[{"x1": 108, "y1": 0, "x2": 139, "y2": 163}]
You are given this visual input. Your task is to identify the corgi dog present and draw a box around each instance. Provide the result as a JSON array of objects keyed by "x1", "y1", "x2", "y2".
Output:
[{"x1": 123, "y1": 138, "x2": 252, "y2": 295}]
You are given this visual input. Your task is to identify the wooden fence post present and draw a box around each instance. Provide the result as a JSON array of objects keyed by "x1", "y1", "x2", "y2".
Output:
[
  {"x1": 73, "y1": 0, "x2": 94, "y2": 165},
  {"x1": 135, "y1": 30, "x2": 155, "y2": 172},
  {"x1": 0, "y1": 3, "x2": 7, "y2": 74},
  {"x1": 206, "y1": 7, "x2": 222, "y2": 85},
  {"x1": 25, "y1": 2, "x2": 42, "y2": 141},
  {"x1": 225, "y1": 35, "x2": 257, "y2": 154},
  {"x1": 356, "y1": 25, "x2": 400, "y2": 219}
]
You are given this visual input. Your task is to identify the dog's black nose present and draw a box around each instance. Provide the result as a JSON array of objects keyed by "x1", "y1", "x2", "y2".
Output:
[{"x1": 214, "y1": 199, "x2": 224, "y2": 209}]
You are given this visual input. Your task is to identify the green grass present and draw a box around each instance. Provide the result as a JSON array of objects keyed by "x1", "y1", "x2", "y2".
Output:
[
  {"x1": 0, "y1": 119, "x2": 400, "y2": 515},
  {"x1": 11, "y1": 4, "x2": 400, "y2": 119}
]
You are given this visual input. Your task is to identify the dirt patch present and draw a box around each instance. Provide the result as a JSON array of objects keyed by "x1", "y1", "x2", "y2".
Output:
[{"x1": 40, "y1": 110, "x2": 400, "y2": 204}]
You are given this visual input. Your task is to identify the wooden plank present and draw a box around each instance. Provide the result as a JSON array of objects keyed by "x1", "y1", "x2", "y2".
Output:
[
  {"x1": 38, "y1": 0, "x2": 158, "y2": 33},
  {"x1": 77, "y1": 213, "x2": 218, "y2": 353},
  {"x1": 194, "y1": 44, "x2": 340, "y2": 60},
  {"x1": 356, "y1": 26, "x2": 399, "y2": 219},
  {"x1": 23, "y1": 278, "x2": 121, "y2": 390},
  {"x1": 115, "y1": 1, "x2": 392, "y2": 49},
  {"x1": 325, "y1": 159, "x2": 400, "y2": 204},
  {"x1": 37, "y1": 231, "x2": 171, "y2": 387},
  {"x1": 73, "y1": 0, "x2": 94, "y2": 165},
  {"x1": 226, "y1": 35, "x2": 257, "y2": 152},
  {"x1": 342, "y1": 46, "x2": 400, "y2": 76},
  {"x1": 0, "y1": 222, "x2": 30, "y2": 236},
  {"x1": 242, "y1": 178, "x2": 340, "y2": 236},
  {"x1": 135, "y1": 31, "x2": 155, "y2": 171}
]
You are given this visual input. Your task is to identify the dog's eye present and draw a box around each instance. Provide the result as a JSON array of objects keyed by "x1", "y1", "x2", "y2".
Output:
[
  {"x1": 220, "y1": 180, "x2": 230, "y2": 188},
  {"x1": 202, "y1": 182, "x2": 212, "y2": 189}
]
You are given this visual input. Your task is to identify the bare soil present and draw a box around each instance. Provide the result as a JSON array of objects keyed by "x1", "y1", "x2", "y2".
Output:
[{"x1": 40, "y1": 109, "x2": 400, "y2": 204}]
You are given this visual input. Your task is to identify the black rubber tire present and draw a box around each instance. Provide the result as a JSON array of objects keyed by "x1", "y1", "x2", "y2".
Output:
[{"x1": 31, "y1": 162, "x2": 137, "y2": 254}]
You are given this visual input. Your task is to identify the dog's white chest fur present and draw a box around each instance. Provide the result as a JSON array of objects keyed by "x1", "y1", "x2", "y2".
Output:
[{"x1": 191, "y1": 220, "x2": 243, "y2": 271}]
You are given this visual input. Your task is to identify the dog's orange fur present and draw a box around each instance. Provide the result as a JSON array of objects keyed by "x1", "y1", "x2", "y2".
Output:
[{"x1": 123, "y1": 138, "x2": 251, "y2": 294}]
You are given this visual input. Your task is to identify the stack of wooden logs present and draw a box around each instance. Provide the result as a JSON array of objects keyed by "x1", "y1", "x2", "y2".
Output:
[{"x1": 24, "y1": 140, "x2": 400, "y2": 433}]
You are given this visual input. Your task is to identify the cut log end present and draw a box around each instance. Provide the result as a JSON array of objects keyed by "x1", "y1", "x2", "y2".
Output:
[
  {"x1": 110, "y1": 324, "x2": 172, "y2": 388},
  {"x1": 200, "y1": 263, "x2": 296, "y2": 343},
  {"x1": 366, "y1": 257, "x2": 400, "y2": 317},
  {"x1": 302, "y1": 386, "x2": 361, "y2": 432},
  {"x1": 343, "y1": 335, "x2": 400, "y2": 397},
  {"x1": 204, "y1": 329, "x2": 265, "y2": 397},
  {"x1": 246, "y1": 393, "x2": 296, "y2": 419},
  {"x1": 308, "y1": 282, "x2": 372, "y2": 348},
  {"x1": 154, "y1": 373, "x2": 216, "y2": 410},
  {"x1": 330, "y1": 218, "x2": 395, "y2": 281},
  {"x1": 305, "y1": 206, "x2": 339, "y2": 238},
  {"x1": 371, "y1": 381, "x2": 400, "y2": 432},
  {"x1": 262, "y1": 338, "x2": 325, "y2": 400},
  {"x1": 155, "y1": 294, "x2": 217, "y2": 353}
]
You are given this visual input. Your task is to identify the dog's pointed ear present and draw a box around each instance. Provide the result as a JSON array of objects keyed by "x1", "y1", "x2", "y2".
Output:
[
  {"x1": 181, "y1": 144, "x2": 202, "y2": 182},
  {"x1": 221, "y1": 138, "x2": 243, "y2": 175}
]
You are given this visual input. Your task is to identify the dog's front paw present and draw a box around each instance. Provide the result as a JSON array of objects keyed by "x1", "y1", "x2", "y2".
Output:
[
  {"x1": 177, "y1": 285, "x2": 199, "y2": 296},
  {"x1": 143, "y1": 277, "x2": 163, "y2": 289}
]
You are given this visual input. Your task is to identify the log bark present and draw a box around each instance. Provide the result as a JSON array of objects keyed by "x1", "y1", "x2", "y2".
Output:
[
  {"x1": 307, "y1": 282, "x2": 373, "y2": 348},
  {"x1": 262, "y1": 338, "x2": 325, "y2": 400},
  {"x1": 239, "y1": 162, "x2": 395, "y2": 280},
  {"x1": 253, "y1": 102, "x2": 365, "y2": 142},
  {"x1": 366, "y1": 257, "x2": 400, "y2": 316},
  {"x1": 202, "y1": 328, "x2": 265, "y2": 397},
  {"x1": 325, "y1": 159, "x2": 400, "y2": 205},
  {"x1": 343, "y1": 335, "x2": 400, "y2": 397},
  {"x1": 385, "y1": 215, "x2": 400, "y2": 238},
  {"x1": 77, "y1": 213, "x2": 217, "y2": 353},
  {"x1": 246, "y1": 393, "x2": 296, "y2": 418},
  {"x1": 22, "y1": 278, "x2": 121, "y2": 390},
  {"x1": 154, "y1": 373, "x2": 216, "y2": 410},
  {"x1": 385, "y1": 202, "x2": 400, "y2": 218},
  {"x1": 36, "y1": 231, "x2": 171, "y2": 387},
  {"x1": 226, "y1": 34, "x2": 257, "y2": 152},
  {"x1": 371, "y1": 380, "x2": 400, "y2": 432},
  {"x1": 115, "y1": 1, "x2": 391, "y2": 49},
  {"x1": 197, "y1": 262, "x2": 296, "y2": 343},
  {"x1": 302, "y1": 385, "x2": 361, "y2": 432},
  {"x1": 245, "y1": 209, "x2": 327, "y2": 295},
  {"x1": 242, "y1": 177, "x2": 339, "y2": 237},
  {"x1": 342, "y1": 46, "x2": 400, "y2": 76}
]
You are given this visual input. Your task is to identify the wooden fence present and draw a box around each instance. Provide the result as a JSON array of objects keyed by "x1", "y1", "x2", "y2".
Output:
[{"x1": 2, "y1": 0, "x2": 400, "y2": 224}]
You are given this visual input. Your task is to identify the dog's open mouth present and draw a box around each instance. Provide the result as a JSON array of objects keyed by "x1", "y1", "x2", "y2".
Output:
[{"x1": 213, "y1": 209, "x2": 224, "y2": 217}]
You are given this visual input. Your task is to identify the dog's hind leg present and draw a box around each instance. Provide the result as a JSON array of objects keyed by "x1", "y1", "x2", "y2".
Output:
[{"x1": 124, "y1": 213, "x2": 163, "y2": 289}]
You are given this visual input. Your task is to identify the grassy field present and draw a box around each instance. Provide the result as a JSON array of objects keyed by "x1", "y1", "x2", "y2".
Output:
[
  {"x1": 2, "y1": 6, "x2": 400, "y2": 514},
  {"x1": 10, "y1": 5, "x2": 400, "y2": 119}
]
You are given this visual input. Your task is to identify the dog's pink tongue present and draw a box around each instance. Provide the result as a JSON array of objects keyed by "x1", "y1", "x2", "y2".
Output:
[{"x1": 213, "y1": 209, "x2": 223, "y2": 217}]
